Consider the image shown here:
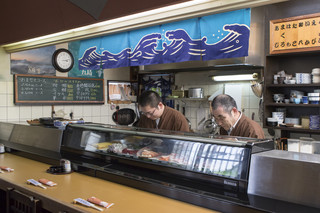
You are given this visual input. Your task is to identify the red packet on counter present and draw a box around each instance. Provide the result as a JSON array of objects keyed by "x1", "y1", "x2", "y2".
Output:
[
  {"x1": 87, "y1": 196, "x2": 114, "y2": 208},
  {"x1": 39, "y1": 178, "x2": 57, "y2": 187},
  {"x1": 0, "y1": 166, "x2": 14, "y2": 172}
]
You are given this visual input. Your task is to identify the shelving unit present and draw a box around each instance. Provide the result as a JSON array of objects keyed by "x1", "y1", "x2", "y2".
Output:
[{"x1": 264, "y1": 51, "x2": 320, "y2": 137}]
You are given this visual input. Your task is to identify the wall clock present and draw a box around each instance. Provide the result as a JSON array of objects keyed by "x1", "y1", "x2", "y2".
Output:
[{"x1": 52, "y1": 48, "x2": 74, "y2": 72}]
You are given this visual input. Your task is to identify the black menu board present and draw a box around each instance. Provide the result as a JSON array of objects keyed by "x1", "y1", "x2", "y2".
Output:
[{"x1": 14, "y1": 74, "x2": 104, "y2": 104}]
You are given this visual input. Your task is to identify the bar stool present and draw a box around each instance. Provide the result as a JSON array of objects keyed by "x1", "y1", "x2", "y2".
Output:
[{"x1": 6, "y1": 188, "x2": 41, "y2": 213}]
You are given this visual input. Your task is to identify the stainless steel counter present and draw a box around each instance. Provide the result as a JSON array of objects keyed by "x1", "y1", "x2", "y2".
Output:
[{"x1": 248, "y1": 150, "x2": 320, "y2": 209}]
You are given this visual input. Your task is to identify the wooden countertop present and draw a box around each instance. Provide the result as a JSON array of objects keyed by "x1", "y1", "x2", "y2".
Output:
[{"x1": 0, "y1": 153, "x2": 218, "y2": 213}]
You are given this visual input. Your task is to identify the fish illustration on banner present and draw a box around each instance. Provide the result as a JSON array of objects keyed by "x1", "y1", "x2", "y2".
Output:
[{"x1": 78, "y1": 8, "x2": 250, "y2": 70}]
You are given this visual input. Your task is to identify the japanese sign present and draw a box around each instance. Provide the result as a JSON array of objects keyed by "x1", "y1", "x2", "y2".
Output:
[{"x1": 270, "y1": 13, "x2": 320, "y2": 54}]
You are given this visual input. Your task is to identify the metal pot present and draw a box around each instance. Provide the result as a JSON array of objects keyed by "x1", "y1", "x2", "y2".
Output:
[{"x1": 188, "y1": 88, "x2": 203, "y2": 98}]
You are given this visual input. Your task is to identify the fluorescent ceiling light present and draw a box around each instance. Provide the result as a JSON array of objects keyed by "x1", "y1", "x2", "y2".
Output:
[{"x1": 212, "y1": 73, "x2": 258, "y2": 81}]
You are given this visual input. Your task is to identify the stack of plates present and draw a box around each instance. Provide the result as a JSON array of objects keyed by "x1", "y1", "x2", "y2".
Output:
[
  {"x1": 312, "y1": 68, "x2": 320, "y2": 83},
  {"x1": 296, "y1": 73, "x2": 311, "y2": 84},
  {"x1": 308, "y1": 92, "x2": 320, "y2": 104}
]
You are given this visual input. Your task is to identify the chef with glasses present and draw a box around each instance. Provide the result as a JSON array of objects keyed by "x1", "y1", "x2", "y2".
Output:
[
  {"x1": 136, "y1": 90, "x2": 190, "y2": 132},
  {"x1": 211, "y1": 94, "x2": 265, "y2": 139}
]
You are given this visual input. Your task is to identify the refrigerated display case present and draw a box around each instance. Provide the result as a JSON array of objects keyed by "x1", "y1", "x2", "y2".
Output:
[{"x1": 60, "y1": 123, "x2": 273, "y2": 212}]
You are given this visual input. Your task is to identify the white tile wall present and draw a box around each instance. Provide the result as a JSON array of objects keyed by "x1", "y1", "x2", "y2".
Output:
[
  {"x1": 0, "y1": 77, "x2": 136, "y2": 126},
  {"x1": 174, "y1": 72, "x2": 270, "y2": 138}
]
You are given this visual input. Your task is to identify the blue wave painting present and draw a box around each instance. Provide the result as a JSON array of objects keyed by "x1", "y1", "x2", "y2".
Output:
[{"x1": 79, "y1": 9, "x2": 250, "y2": 70}]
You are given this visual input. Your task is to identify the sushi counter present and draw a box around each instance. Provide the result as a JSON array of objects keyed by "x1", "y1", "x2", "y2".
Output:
[
  {"x1": 0, "y1": 122, "x2": 320, "y2": 212},
  {"x1": 0, "y1": 153, "x2": 216, "y2": 213}
]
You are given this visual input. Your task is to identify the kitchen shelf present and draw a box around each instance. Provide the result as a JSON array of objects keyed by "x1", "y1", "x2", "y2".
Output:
[
  {"x1": 264, "y1": 50, "x2": 320, "y2": 137},
  {"x1": 264, "y1": 126, "x2": 320, "y2": 134},
  {"x1": 266, "y1": 83, "x2": 320, "y2": 88},
  {"x1": 265, "y1": 103, "x2": 320, "y2": 107}
]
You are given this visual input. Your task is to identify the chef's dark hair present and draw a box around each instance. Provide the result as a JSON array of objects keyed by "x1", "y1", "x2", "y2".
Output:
[
  {"x1": 211, "y1": 94, "x2": 237, "y2": 114},
  {"x1": 138, "y1": 90, "x2": 161, "y2": 108}
]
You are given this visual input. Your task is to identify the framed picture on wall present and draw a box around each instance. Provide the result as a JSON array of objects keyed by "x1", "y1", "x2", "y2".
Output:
[
  {"x1": 107, "y1": 80, "x2": 138, "y2": 104},
  {"x1": 10, "y1": 46, "x2": 56, "y2": 75}
]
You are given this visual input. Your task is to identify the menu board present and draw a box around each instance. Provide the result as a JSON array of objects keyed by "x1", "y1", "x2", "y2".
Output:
[
  {"x1": 14, "y1": 74, "x2": 104, "y2": 104},
  {"x1": 270, "y1": 13, "x2": 320, "y2": 54}
]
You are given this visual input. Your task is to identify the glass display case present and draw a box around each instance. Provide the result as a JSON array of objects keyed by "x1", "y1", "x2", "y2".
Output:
[{"x1": 61, "y1": 123, "x2": 273, "y2": 212}]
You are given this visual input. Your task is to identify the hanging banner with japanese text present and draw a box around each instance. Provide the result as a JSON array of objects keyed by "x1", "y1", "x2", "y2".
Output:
[
  {"x1": 270, "y1": 13, "x2": 320, "y2": 54},
  {"x1": 78, "y1": 8, "x2": 251, "y2": 70}
]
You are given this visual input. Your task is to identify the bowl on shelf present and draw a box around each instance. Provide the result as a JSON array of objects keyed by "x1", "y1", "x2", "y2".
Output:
[
  {"x1": 308, "y1": 96, "x2": 320, "y2": 104},
  {"x1": 273, "y1": 94, "x2": 285, "y2": 103},
  {"x1": 294, "y1": 98, "x2": 301, "y2": 104},
  {"x1": 267, "y1": 117, "x2": 278, "y2": 127},
  {"x1": 284, "y1": 79, "x2": 296, "y2": 84}
]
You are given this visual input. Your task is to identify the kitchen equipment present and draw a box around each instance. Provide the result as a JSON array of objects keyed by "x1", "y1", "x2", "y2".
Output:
[
  {"x1": 188, "y1": 88, "x2": 203, "y2": 98},
  {"x1": 250, "y1": 81, "x2": 263, "y2": 98},
  {"x1": 172, "y1": 90, "x2": 187, "y2": 98},
  {"x1": 0, "y1": 144, "x2": 4, "y2": 153},
  {"x1": 302, "y1": 96, "x2": 308, "y2": 104},
  {"x1": 285, "y1": 117, "x2": 300, "y2": 125},
  {"x1": 277, "y1": 76, "x2": 285, "y2": 84},
  {"x1": 301, "y1": 116, "x2": 310, "y2": 129},
  {"x1": 296, "y1": 73, "x2": 311, "y2": 84},
  {"x1": 294, "y1": 98, "x2": 301, "y2": 104},
  {"x1": 307, "y1": 93, "x2": 320, "y2": 104},
  {"x1": 287, "y1": 139, "x2": 300, "y2": 152},
  {"x1": 60, "y1": 159, "x2": 71, "y2": 173},
  {"x1": 182, "y1": 106, "x2": 191, "y2": 129},
  {"x1": 112, "y1": 108, "x2": 136, "y2": 125},
  {"x1": 39, "y1": 117, "x2": 64, "y2": 126},
  {"x1": 273, "y1": 94, "x2": 284, "y2": 103},
  {"x1": 202, "y1": 118, "x2": 219, "y2": 134},
  {"x1": 272, "y1": 112, "x2": 284, "y2": 124},
  {"x1": 313, "y1": 141, "x2": 320, "y2": 154},
  {"x1": 267, "y1": 117, "x2": 278, "y2": 127},
  {"x1": 284, "y1": 79, "x2": 296, "y2": 84},
  {"x1": 273, "y1": 74, "x2": 280, "y2": 84},
  {"x1": 300, "y1": 138, "x2": 314, "y2": 154},
  {"x1": 309, "y1": 115, "x2": 320, "y2": 130},
  {"x1": 312, "y1": 68, "x2": 320, "y2": 83}
]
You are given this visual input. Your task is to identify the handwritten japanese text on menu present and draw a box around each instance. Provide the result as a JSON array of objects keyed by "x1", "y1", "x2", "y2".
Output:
[
  {"x1": 270, "y1": 13, "x2": 320, "y2": 54},
  {"x1": 15, "y1": 74, "x2": 104, "y2": 104}
]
